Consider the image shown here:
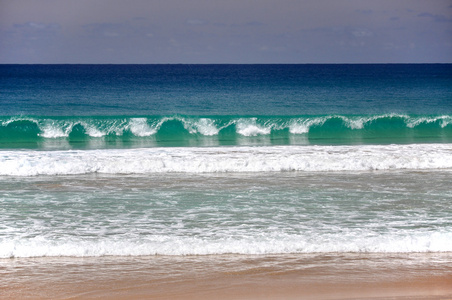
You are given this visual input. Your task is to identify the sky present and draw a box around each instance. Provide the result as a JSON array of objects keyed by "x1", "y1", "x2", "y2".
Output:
[{"x1": 1, "y1": 0, "x2": 452, "y2": 64}]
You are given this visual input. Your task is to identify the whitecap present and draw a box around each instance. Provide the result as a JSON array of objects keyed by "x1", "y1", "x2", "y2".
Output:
[
  {"x1": 236, "y1": 118, "x2": 271, "y2": 136},
  {"x1": 128, "y1": 118, "x2": 157, "y2": 136},
  {"x1": 1, "y1": 144, "x2": 452, "y2": 176}
]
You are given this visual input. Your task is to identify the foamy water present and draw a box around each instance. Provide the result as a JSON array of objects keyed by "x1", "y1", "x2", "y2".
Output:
[
  {"x1": 1, "y1": 171, "x2": 451, "y2": 258},
  {"x1": 1, "y1": 144, "x2": 451, "y2": 176},
  {"x1": 2, "y1": 230, "x2": 452, "y2": 258}
]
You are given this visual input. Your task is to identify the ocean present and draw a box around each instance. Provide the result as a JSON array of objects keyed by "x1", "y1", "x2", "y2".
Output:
[{"x1": 1, "y1": 64, "x2": 452, "y2": 261}]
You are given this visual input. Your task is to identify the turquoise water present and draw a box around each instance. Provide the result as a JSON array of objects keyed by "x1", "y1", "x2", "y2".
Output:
[
  {"x1": 1, "y1": 64, "x2": 452, "y2": 257},
  {"x1": 1, "y1": 114, "x2": 452, "y2": 149}
]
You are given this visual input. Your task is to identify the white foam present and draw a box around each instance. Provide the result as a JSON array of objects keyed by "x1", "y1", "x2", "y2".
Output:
[
  {"x1": 195, "y1": 118, "x2": 220, "y2": 135},
  {"x1": 406, "y1": 115, "x2": 452, "y2": 128},
  {"x1": 287, "y1": 114, "x2": 442, "y2": 134},
  {"x1": 1, "y1": 230, "x2": 451, "y2": 258},
  {"x1": 343, "y1": 116, "x2": 366, "y2": 129},
  {"x1": 2, "y1": 117, "x2": 39, "y2": 127},
  {"x1": 84, "y1": 124, "x2": 106, "y2": 137},
  {"x1": 39, "y1": 121, "x2": 70, "y2": 138},
  {"x1": 37, "y1": 120, "x2": 107, "y2": 138},
  {"x1": 1, "y1": 144, "x2": 452, "y2": 176},
  {"x1": 289, "y1": 117, "x2": 326, "y2": 134},
  {"x1": 236, "y1": 118, "x2": 272, "y2": 136},
  {"x1": 128, "y1": 118, "x2": 157, "y2": 136},
  {"x1": 342, "y1": 114, "x2": 410, "y2": 130},
  {"x1": 183, "y1": 118, "x2": 220, "y2": 136}
]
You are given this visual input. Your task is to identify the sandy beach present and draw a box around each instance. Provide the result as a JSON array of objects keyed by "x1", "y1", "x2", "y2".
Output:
[{"x1": 2, "y1": 253, "x2": 452, "y2": 299}]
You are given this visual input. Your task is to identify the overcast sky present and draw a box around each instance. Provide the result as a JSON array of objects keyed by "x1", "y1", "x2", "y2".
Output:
[{"x1": 1, "y1": 0, "x2": 451, "y2": 63}]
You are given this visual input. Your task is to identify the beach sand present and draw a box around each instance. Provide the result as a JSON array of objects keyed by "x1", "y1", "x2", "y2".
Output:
[{"x1": 1, "y1": 253, "x2": 452, "y2": 299}]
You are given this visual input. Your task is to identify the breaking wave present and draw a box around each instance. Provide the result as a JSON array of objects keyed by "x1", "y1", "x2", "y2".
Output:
[
  {"x1": 1, "y1": 114, "x2": 452, "y2": 148},
  {"x1": 1, "y1": 144, "x2": 452, "y2": 176}
]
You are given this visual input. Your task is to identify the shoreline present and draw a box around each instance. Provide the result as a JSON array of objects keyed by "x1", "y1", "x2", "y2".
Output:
[{"x1": 2, "y1": 253, "x2": 452, "y2": 299}]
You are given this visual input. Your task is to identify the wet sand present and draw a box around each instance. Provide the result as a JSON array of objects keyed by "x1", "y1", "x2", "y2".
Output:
[{"x1": 1, "y1": 253, "x2": 452, "y2": 299}]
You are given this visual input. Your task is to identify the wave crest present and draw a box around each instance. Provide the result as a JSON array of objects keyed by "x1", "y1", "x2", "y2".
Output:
[{"x1": 1, "y1": 114, "x2": 452, "y2": 148}]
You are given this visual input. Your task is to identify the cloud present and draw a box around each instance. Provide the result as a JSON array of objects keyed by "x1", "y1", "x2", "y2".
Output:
[
  {"x1": 259, "y1": 45, "x2": 286, "y2": 52},
  {"x1": 83, "y1": 22, "x2": 124, "y2": 37},
  {"x1": 186, "y1": 19, "x2": 208, "y2": 25},
  {"x1": 355, "y1": 9, "x2": 373, "y2": 15},
  {"x1": 9, "y1": 22, "x2": 61, "y2": 40},
  {"x1": 14, "y1": 22, "x2": 60, "y2": 30},
  {"x1": 2, "y1": 0, "x2": 452, "y2": 63},
  {"x1": 13, "y1": 22, "x2": 61, "y2": 33},
  {"x1": 81, "y1": 20, "x2": 157, "y2": 39},
  {"x1": 351, "y1": 28, "x2": 373, "y2": 37},
  {"x1": 417, "y1": 12, "x2": 452, "y2": 23},
  {"x1": 244, "y1": 21, "x2": 265, "y2": 26}
]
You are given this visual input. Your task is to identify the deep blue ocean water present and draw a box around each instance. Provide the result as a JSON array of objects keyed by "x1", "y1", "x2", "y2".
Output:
[{"x1": 1, "y1": 64, "x2": 452, "y2": 258}]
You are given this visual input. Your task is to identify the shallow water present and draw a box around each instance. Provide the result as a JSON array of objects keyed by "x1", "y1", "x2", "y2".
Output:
[{"x1": 2, "y1": 170, "x2": 451, "y2": 258}]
